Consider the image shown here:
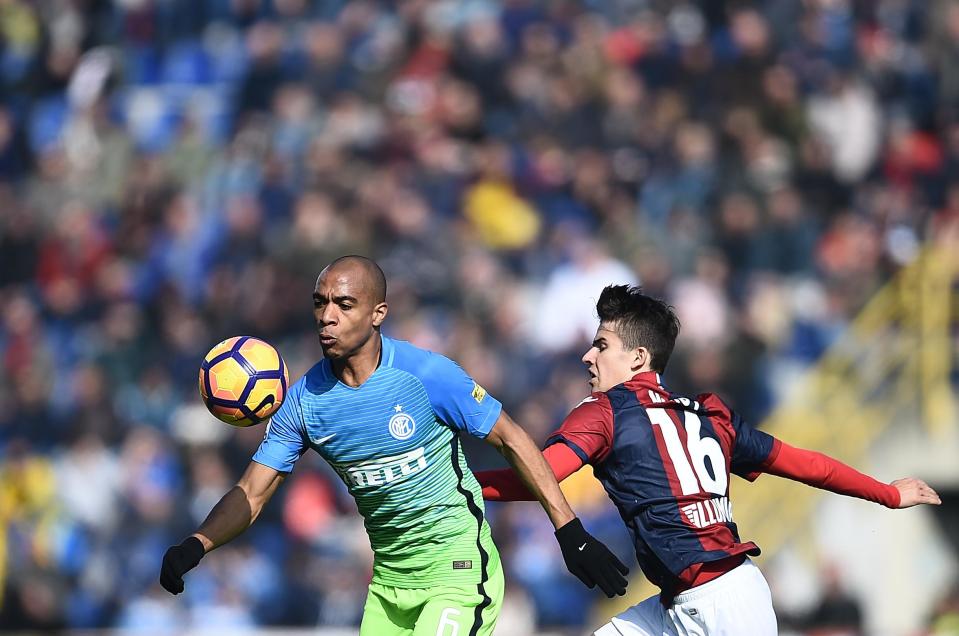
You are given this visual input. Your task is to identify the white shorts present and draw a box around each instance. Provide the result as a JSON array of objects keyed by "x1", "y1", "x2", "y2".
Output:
[{"x1": 593, "y1": 558, "x2": 777, "y2": 636}]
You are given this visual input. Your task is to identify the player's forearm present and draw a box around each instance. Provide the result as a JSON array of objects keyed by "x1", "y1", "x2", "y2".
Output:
[
  {"x1": 192, "y1": 484, "x2": 265, "y2": 552},
  {"x1": 499, "y1": 432, "x2": 576, "y2": 528}
]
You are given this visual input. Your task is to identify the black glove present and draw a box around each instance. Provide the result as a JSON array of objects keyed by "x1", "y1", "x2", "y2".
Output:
[
  {"x1": 555, "y1": 517, "x2": 629, "y2": 597},
  {"x1": 160, "y1": 536, "x2": 206, "y2": 594}
]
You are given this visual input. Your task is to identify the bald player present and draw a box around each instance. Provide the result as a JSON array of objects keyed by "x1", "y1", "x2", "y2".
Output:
[{"x1": 159, "y1": 256, "x2": 628, "y2": 636}]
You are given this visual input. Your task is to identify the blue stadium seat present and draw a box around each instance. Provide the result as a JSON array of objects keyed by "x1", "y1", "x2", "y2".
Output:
[
  {"x1": 123, "y1": 45, "x2": 163, "y2": 85},
  {"x1": 27, "y1": 96, "x2": 69, "y2": 154},
  {"x1": 161, "y1": 39, "x2": 213, "y2": 86}
]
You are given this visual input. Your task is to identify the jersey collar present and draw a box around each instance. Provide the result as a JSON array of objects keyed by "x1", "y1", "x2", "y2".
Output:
[
  {"x1": 624, "y1": 371, "x2": 670, "y2": 401},
  {"x1": 380, "y1": 334, "x2": 396, "y2": 368}
]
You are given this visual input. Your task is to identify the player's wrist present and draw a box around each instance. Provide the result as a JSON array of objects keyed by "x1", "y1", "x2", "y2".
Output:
[
  {"x1": 180, "y1": 536, "x2": 207, "y2": 562},
  {"x1": 886, "y1": 483, "x2": 902, "y2": 508},
  {"x1": 550, "y1": 508, "x2": 576, "y2": 530},
  {"x1": 555, "y1": 516, "x2": 585, "y2": 542}
]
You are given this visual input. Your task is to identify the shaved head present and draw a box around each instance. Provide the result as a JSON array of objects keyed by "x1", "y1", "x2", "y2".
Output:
[
  {"x1": 313, "y1": 255, "x2": 389, "y2": 364},
  {"x1": 323, "y1": 255, "x2": 387, "y2": 303}
]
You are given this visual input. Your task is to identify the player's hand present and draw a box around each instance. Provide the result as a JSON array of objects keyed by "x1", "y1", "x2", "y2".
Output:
[
  {"x1": 160, "y1": 536, "x2": 206, "y2": 594},
  {"x1": 891, "y1": 478, "x2": 941, "y2": 508},
  {"x1": 555, "y1": 517, "x2": 629, "y2": 597}
]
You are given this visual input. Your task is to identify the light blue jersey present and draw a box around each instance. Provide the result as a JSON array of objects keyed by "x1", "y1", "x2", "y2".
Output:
[{"x1": 253, "y1": 335, "x2": 503, "y2": 587}]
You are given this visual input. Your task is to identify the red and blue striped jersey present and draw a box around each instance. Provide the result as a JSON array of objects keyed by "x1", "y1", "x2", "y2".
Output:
[{"x1": 544, "y1": 371, "x2": 776, "y2": 599}]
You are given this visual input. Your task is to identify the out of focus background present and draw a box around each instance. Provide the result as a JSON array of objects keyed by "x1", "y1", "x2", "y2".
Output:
[{"x1": 1, "y1": 0, "x2": 958, "y2": 634}]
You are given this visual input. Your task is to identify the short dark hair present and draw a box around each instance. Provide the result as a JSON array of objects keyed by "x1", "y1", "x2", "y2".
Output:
[{"x1": 596, "y1": 285, "x2": 680, "y2": 373}]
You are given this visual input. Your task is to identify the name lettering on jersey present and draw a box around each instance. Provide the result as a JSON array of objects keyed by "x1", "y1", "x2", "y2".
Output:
[
  {"x1": 471, "y1": 382, "x2": 487, "y2": 404},
  {"x1": 680, "y1": 496, "x2": 733, "y2": 528},
  {"x1": 674, "y1": 396, "x2": 703, "y2": 411},
  {"x1": 649, "y1": 390, "x2": 702, "y2": 412},
  {"x1": 340, "y1": 447, "x2": 428, "y2": 488},
  {"x1": 389, "y1": 405, "x2": 416, "y2": 440}
]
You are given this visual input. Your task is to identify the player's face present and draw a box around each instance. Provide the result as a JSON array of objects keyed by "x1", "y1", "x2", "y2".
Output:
[
  {"x1": 582, "y1": 324, "x2": 643, "y2": 393},
  {"x1": 313, "y1": 268, "x2": 387, "y2": 360}
]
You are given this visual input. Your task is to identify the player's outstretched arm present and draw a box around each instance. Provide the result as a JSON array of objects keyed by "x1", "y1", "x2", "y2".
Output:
[
  {"x1": 891, "y1": 477, "x2": 942, "y2": 508},
  {"x1": 485, "y1": 411, "x2": 628, "y2": 597},
  {"x1": 761, "y1": 441, "x2": 941, "y2": 509},
  {"x1": 193, "y1": 460, "x2": 287, "y2": 549},
  {"x1": 159, "y1": 461, "x2": 286, "y2": 594}
]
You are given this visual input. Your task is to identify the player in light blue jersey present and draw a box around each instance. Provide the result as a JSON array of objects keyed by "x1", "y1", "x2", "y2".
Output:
[{"x1": 160, "y1": 255, "x2": 629, "y2": 636}]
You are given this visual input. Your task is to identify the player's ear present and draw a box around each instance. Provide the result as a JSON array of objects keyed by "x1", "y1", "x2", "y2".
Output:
[
  {"x1": 372, "y1": 301, "x2": 388, "y2": 327},
  {"x1": 632, "y1": 346, "x2": 650, "y2": 372}
]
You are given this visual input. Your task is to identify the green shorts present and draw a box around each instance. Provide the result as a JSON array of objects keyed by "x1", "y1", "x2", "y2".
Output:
[{"x1": 359, "y1": 558, "x2": 504, "y2": 636}]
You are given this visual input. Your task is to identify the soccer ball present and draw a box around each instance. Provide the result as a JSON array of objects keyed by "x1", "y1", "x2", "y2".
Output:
[{"x1": 198, "y1": 336, "x2": 289, "y2": 427}]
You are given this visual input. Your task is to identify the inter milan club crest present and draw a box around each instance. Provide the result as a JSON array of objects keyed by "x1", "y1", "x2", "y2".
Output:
[{"x1": 389, "y1": 404, "x2": 416, "y2": 440}]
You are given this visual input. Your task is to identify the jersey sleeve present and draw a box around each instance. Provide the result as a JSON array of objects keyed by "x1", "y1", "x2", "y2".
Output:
[
  {"x1": 544, "y1": 393, "x2": 615, "y2": 464},
  {"x1": 418, "y1": 352, "x2": 502, "y2": 438},
  {"x1": 764, "y1": 441, "x2": 901, "y2": 507},
  {"x1": 701, "y1": 393, "x2": 776, "y2": 482},
  {"x1": 476, "y1": 443, "x2": 585, "y2": 502},
  {"x1": 252, "y1": 378, "x2": 308, "y2": 473}
]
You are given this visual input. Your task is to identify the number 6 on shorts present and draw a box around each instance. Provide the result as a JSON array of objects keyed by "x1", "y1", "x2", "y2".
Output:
[{"x1": 436, "y1": 607, "x2": 461, "y2": 636}]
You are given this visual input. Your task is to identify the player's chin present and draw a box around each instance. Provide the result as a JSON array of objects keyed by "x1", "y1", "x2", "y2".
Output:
[{"x1": 319, "y1": 342, "x2": 341, "y2": 358}]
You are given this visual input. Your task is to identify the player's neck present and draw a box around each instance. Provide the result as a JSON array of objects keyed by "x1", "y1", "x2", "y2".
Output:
[{"x1": 331, "y1": 333, "x2": 383, "y2": 387}]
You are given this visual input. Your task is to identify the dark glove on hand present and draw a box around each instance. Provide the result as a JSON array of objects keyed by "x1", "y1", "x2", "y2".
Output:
[
  {"x1": 555, "y1": 517, "x2": 629, "y2": 597},
  {"x1": 160, "y1": 536, "x2": 206, "y2": 595}
]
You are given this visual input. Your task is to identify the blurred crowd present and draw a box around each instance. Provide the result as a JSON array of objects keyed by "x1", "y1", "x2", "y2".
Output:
[{"x1": 1, "y1": 0, "x2": 959, "y2": 632}]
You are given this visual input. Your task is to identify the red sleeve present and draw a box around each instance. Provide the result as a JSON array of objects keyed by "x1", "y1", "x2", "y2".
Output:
[
  {"x1": 544, "y1": 393, "x2": 615, "y2": 464},
  {"x1": 763, "y1": 440, "x2": 901, "y2": 508},
  {"x1": 476, "y1": 443, "x2": 585, "y2": 501}
]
